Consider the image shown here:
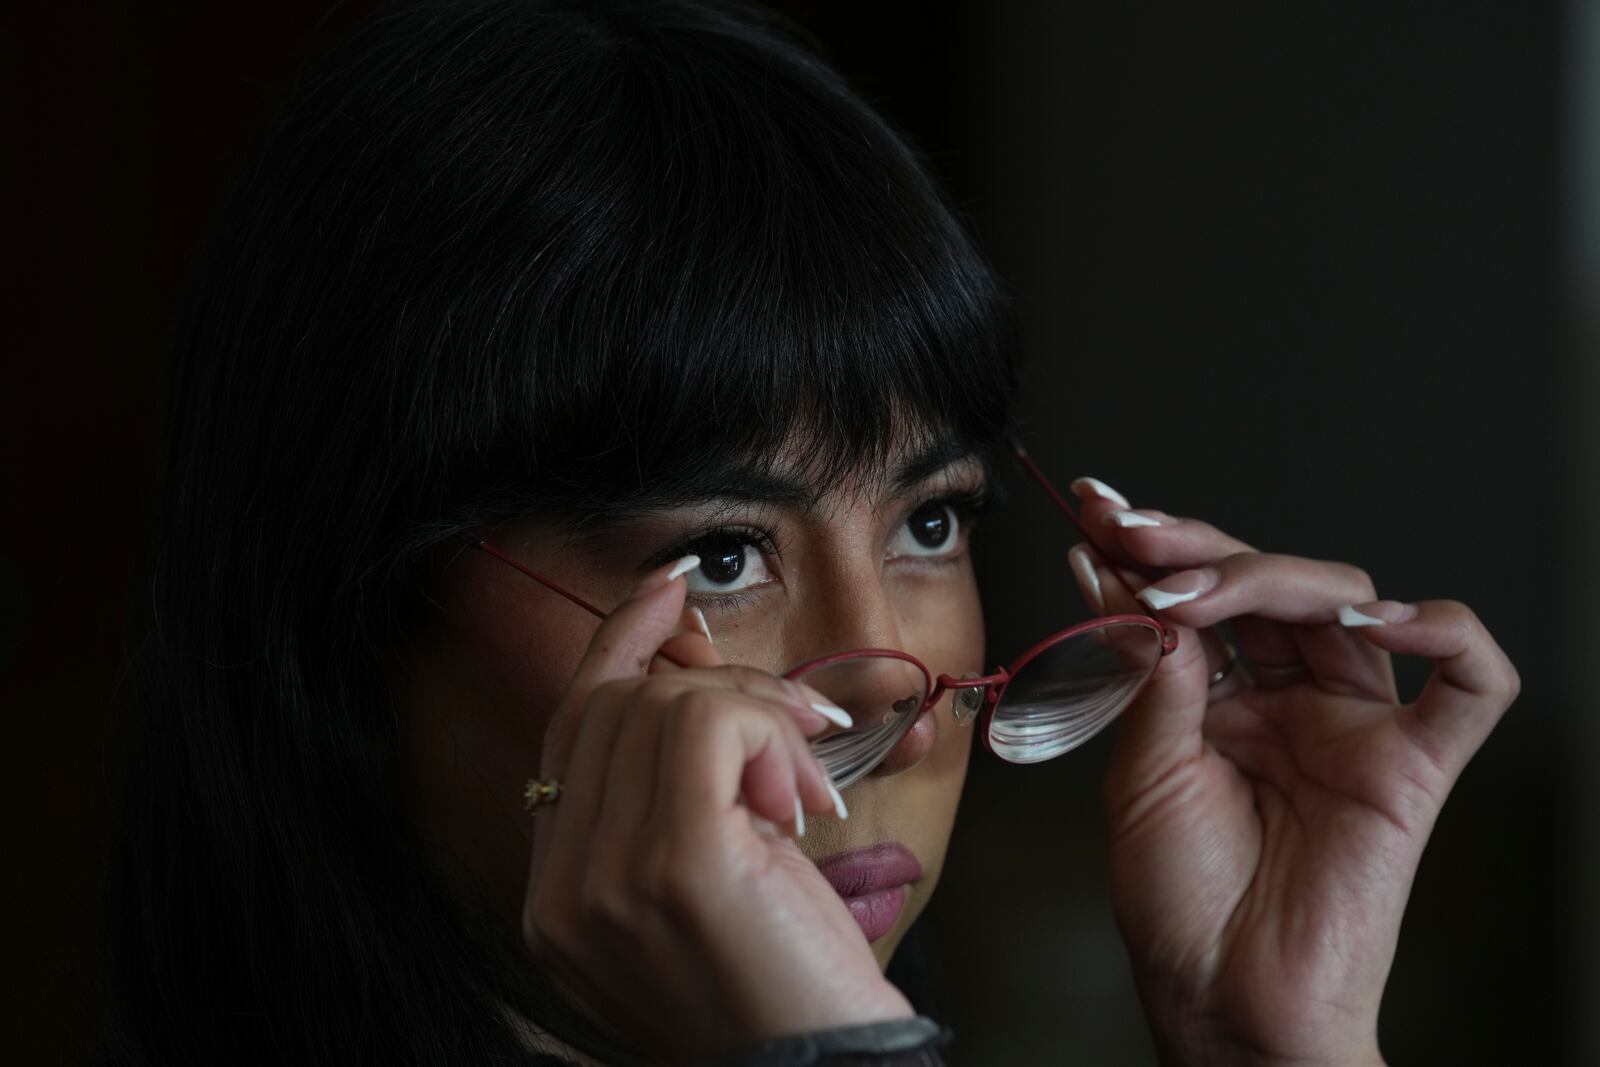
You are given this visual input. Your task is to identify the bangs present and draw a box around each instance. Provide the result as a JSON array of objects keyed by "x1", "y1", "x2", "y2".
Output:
[{"x1": 383, "y1": 2, "x2": 1019, "y2": 523}]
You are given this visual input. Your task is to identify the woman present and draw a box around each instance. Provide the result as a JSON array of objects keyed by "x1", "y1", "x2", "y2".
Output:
[{"x1": 102, "y1": 0, "x2": 1519, "y2": 1063}]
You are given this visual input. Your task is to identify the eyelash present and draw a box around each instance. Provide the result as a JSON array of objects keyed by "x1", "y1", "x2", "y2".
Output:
[{"x1": 642, "y1": 485, "x2": 994, "y2": 599}]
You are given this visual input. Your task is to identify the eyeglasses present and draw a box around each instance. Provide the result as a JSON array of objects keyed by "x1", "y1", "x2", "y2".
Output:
[{"x1": 464, "y1": 441, "x2": 1178, "y2": 791}]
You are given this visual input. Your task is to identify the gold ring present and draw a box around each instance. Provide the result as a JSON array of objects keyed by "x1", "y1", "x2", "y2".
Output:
[{"x1": 523, "y1": 777, "x2": 563, "y2": 814}]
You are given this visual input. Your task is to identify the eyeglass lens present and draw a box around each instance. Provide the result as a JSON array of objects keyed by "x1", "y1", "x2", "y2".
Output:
[
  {"x1": 787, "y1": 621, "x2": 1163, "y2": 789},
  {"x1": 985, "y1": 621, "x2": 1165, "y2": 763},
  {"x1": 785, "y1": 655, "x2": 931, "y2": 791}
]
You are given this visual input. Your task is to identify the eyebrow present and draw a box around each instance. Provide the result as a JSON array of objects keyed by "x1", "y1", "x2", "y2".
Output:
[{"x1": 568, "y1": 436, "x2": 987, "y2": 524}]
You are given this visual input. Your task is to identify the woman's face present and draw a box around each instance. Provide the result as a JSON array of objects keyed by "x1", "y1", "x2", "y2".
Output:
[{"x1": 396, "y1": 433, "x2": 988, "y2": 967}]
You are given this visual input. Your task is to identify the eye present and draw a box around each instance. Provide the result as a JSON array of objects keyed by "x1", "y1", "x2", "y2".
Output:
[
  {"x1": 890, "y1": 501, "x2": 961, "y2": 558},
  {"x1": 682, "y1": 531, "x2": 773, "y2": 594}
]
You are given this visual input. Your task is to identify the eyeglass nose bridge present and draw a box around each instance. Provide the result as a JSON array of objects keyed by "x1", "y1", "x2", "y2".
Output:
[{"x1": 932, "y1": 669, "x2": 1011, "y2": 725}]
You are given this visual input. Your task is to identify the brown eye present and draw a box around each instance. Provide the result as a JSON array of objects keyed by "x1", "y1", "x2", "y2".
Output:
[
  {"x1": 697, "y1": 534, "x2": 746, "y2": 585},
  {"x1": 892, "y1": 502, "x2": 959, "y2": 558},
  {"x1": 681, "y1": 532, "x2": 772, "y2": 595}
]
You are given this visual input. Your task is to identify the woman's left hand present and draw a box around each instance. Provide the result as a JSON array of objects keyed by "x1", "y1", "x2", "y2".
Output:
[{"x1": 1066, "y1": 481, "x2": 1520, "y2": 1067}]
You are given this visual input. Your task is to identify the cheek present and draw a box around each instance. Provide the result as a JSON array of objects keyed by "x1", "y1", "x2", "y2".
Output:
[
  {"x1": 900, "y1": 565, "x2": 985, "y2": 679},
  {"x1": 433, "y1": 552, "x2": 598, "y2": 749},
  {"x1": 396, "y1": 550, "x2": 602, "y2": 922},
  {"x1": 871, "y1": 568, "x2": 984, "y2": 773}
]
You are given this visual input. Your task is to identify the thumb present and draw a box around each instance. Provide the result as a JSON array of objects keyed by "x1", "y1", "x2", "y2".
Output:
[{"x1": 1093, "y1": 556, "x2": 1210, "y2": 805}]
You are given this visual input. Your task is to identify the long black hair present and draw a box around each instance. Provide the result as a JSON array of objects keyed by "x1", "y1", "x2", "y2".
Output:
[{"x1": 102, "y1": 1, "x2": 1018, "y2": 1062}]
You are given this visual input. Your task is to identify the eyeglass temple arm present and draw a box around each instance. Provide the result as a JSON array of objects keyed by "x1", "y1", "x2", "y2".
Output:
[
  {"x1": 1010, "y1": 438, "x2": 1165, "y2": 585},
  {"x1": 461, "y1": 535, "x2": 696, "y2": 669},
  {"x1": 461, "y1": 536, "x2": 609, "y2": 618},
  {"x1": 1011, "y1": 441, "x2": 1188, "y2": 657},
  {"x1": 1010, "y1": 439, "x2": 1094, "y2": 542}
]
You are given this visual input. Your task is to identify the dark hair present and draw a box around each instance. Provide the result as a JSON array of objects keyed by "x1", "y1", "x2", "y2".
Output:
[{"x1": 102, "y1": 0, "x2": 1018, "y2": 1062}]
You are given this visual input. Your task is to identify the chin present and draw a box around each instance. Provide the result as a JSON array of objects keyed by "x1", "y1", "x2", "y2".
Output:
[
  {"x1": 867, "y1": 881, "x2": 927, "y2": 967},
  {"x1": 870, "y1": 934, "x2": 901, "y2": 970}
]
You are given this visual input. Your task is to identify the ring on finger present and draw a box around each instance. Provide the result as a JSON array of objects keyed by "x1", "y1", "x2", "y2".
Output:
[
  {"x1": 523, "y1": 776, "x2": 564, "y2": 814},
  {"x1": 1208, "y1": 641, "x2": 1240, "y2": 688}
]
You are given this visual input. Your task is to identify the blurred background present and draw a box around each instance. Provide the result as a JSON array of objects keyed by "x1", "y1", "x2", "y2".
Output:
[{"x1": 6, "y1": 1, "x2": 1592, "y2": 1062}]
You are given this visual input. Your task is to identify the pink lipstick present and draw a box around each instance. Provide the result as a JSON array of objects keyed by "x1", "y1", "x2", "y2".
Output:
[{"x1": 815, "y1": 841, "x2": 922, "y2": 942}]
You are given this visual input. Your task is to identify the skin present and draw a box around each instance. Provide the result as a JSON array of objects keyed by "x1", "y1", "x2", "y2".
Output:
[
  {"x1": 1071, "y1": 490, "x2": 1520, "y2": 1067},
  {"x1": 393, "y1": 437, "x2": 1521, "y2": 1065},
  {"x1": 394, "y1": 438, "x2": 987, "y2": 1055}
]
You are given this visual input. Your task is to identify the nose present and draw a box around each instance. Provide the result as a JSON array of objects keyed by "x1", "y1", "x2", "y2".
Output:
[
  {"x1": 786, "y1": 576, "x2": 940, "y2": 781},
  {"x1": 790, "y1": 651, "x2": 935, "y2": 787},
  {"x1": 796, "y1": 655, "x2": 929, "y2": 733}
]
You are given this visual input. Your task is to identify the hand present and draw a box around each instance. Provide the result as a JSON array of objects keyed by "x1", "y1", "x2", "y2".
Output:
[
  {"x1": 522, "y1": 558, "x2": 912, "y2": 1063},
  {"x1": 1067, "y1": 483, "x2": 1520, "y2": 1067}
]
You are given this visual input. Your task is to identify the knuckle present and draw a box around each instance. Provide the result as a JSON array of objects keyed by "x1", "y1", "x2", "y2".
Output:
[
  {"x1": 1435, "y1": 599, "x2": 1482, "y2": 643},
  {"x1": 674, "y1": 687, "x2": 727, "y2": 722},
  {"x1": 642, "y1": 852, "x2": 705, "y2": 925},
  {"x1": 1434, "y1": 601, "x2": 1521, "y2": 701},
  {"x1": 721, "y1": 664, "x2": 772, "y2": 691},
  {"x1": 578, "y1": 879, "x2": 638, "y2": 937},
  {"x1": 1339, "y1": 563, "x2": 1376, "y2": 595},
  {"x1": 1501, "y1": 659, "x2": 1523, "y2": 701},
  {"x1": 524, "y1": 886, "x2": 570, "y2": 957},
  {"x1": 588, "y1": 676, "x2": 639, "y2": 708}
]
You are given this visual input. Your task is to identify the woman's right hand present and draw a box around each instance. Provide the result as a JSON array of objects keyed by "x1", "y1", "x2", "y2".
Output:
[{"x1": 521, "y1": 558, "x2": 913, "y2": 1063}]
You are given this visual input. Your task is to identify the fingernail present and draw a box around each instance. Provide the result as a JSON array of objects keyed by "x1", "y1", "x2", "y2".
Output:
[
  {"x1": 1105, "y1": 509, "x2": 1163, "y2": 529},
  {"x1": 792, "y1": 795, "x2": 806, "y2": 838},
  {"x1": 1339, "y1": 600, "x2": 1417, "y2": 626},
  {"x1": 1136, "y1": 568, "x2": 1217, "y2": 610},
  {"x1": 1070, "y1": 476, "x2": 1131, "y2": 510},
  {"x1": 1068, "y1": 544, "x2": 1104, "y2": 612},
  {"x1": 810, "y1": 702, "x2": 854, "y2": 729},
  {"x1": 690, "y1": 606, "x2": 714, "y2": 644},
  {"x1": 666, "y1": 555, "x2": 701, "y2": 581},
  {"x1": 637, "y1": 554, "x2": 701, "y2": 594},
  {"x1": 825, "y1": 780, "x2": 849, "y2": 820}
]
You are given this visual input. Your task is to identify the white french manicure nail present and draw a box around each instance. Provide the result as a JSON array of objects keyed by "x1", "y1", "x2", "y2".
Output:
[
  {"x1": 1071, "y1": 476, "x2": 1132, "y2": 509},
  {"x1": 810, "y1": 702, "x2": 854, "y2": 729},
  {"x1": 1135, "y1": 569, "x2": 1216, "y2": 611},
  {"x1": 1338, "y1": 604, "x2": 1386, "y2": 627},
  {"x1": 1106, "y1": 510, "x2": 1162, "y2": 529},
  {"x1": 1068, "y1": 545, "x2": 1104, "y2": 612},
  {"x1": 690, "y1": 606, "x2": 714, "y2": 643},
  {"x1": 793, "y1": 795, "x2": 806, "y2": 837},
  {"x1": 825, "y1": 780, "x2": 849, "y2": 820},
  {"x1": 666, "y1": 555, "x2": 701, "y2": 581},
  {"x1": 1137, "y1": 586, "x2": 1200, "y2": 610}
]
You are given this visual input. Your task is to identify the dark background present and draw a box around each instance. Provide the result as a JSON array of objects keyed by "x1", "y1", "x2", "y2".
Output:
[{"x1": 7, "y1": 2, "x2": 1587, "y2": 1063}]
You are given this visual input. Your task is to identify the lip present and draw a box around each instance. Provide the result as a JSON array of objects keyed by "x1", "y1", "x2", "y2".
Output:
[{"x1": 815, "y1": 842, "x2": 923, "y2": 942}]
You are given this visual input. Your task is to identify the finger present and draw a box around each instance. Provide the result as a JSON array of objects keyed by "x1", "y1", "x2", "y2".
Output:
[
  {"x1": 1068, "y1": 543, "x2": 1109, "y2": 614},
  {"x1": 582, "y1": 691, "x2": 673, "y2": 878},
  {"x1": 546, "y1": 672, "x2": 840, "y2": 897},
  {"x1": 593, "y1": 683, "x2": 837, "y2": 862},
  {"x1": 656, "y1": 694, "x2": 833, "y2": 841},
  {"x1": 1095, "y1": 560, "x2": 1211, "y2": 791},
  {"x1": 535, "y1": 680, "x2": 636, "y2": 893},
  {"x1": 651, "y1": 605, "x2": 723, "y2": 672},
  {"x1": 1129, "y1": 553, "x2": 1396, "y2": 701},
  {"x1": 543, "y1": 555, "x2": 699, "y2": 776},
  {"x1": 1097, "y1": 511, "x2": 1258, "y2": 571},
  {"x1": 1344, "y1": 599, "x2": 1521, "y2": 777},
  {"x1": 591, "y1": 666, "x2": 849, "y2": 750},
  {"x1": 1067, "y1": 477, "x2": 1146, "y2": 568}
]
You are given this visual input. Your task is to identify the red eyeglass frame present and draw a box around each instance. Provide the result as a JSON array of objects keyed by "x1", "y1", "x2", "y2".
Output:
[{"x1": 463, "y1": 440, "x2": 1179, "y2": 760}]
